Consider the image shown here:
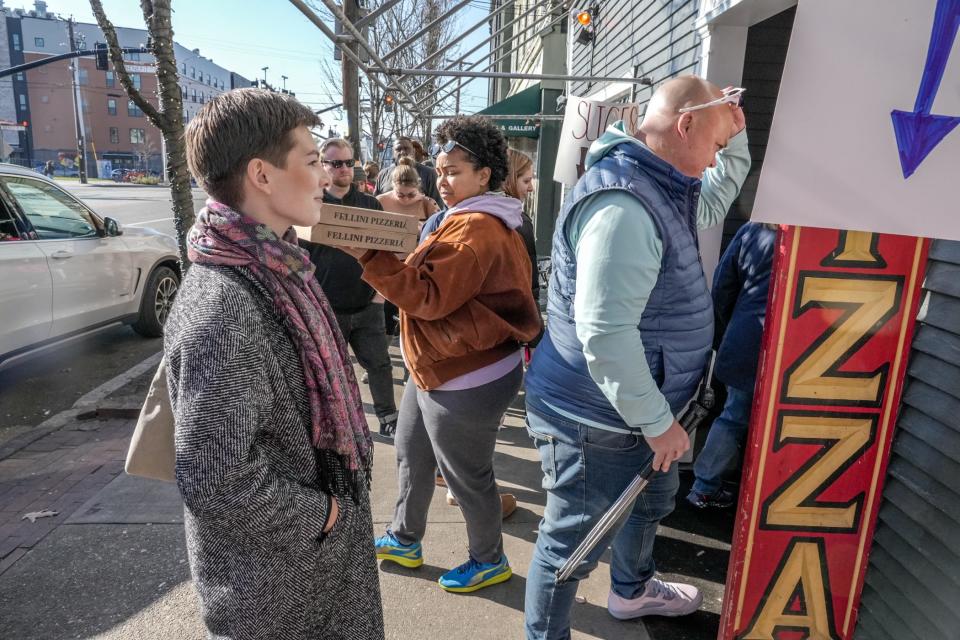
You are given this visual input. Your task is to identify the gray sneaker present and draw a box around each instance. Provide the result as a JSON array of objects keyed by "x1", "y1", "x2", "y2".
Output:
[{"x1": 607, "y1": 578, "x2": 703, "y2": 619}]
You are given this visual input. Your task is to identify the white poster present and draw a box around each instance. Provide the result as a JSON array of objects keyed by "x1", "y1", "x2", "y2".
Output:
[
  {"x1": 553, "y1": 95, "x2": 642, "y2": 186},
  {"x1": 752, "y1": 0, "x2": 960, "y2": 241}
]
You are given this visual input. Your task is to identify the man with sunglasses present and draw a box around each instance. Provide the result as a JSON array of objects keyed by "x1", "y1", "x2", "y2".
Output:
[
  {"x1": 523, "y1": 76, "x2": 750, "y2": 637},
  {"x1": 373, "y1": 135, "x2": 443, "y2": 206},
  {"x1": 298, "y1": 137, "x2": 399, "y2": 437}
]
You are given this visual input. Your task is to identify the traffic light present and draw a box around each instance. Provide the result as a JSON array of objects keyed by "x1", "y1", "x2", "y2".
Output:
[
  {"x1": 384, "y1": 93, "x2": 395, "y2": 113},
  {"x1": 94, "y1": 42, "x2": 109, "y2": 71},
  {"x1": 574, "y1": 6, "x2": 597, "y2": 45}
]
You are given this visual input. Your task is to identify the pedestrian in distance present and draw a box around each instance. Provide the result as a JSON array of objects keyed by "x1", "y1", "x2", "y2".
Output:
[
  {"x1": 523, "y1": 76, "x2": 750, "y2": 638},
  {"x1": 687, "y1": 221, "x2": 778, "y2": 509},
  {"x1": 342, "y1": 115, "x2": 541, "y2": 594},
  {"x1": 376, "y1": 156, "x2": 441, "y2": 224},
  {"x1": 374, "y1": 135, "x2": 443, "y2": 205},
  {"x1": 299, "y1": 137, "x2": 400, "y2": 438},
  {"x1": 362, "y1": 160, "x2": 380, "y2": 194},
  {"x1": 164, "y1": 88, "x2": 383, "y2": 639}
]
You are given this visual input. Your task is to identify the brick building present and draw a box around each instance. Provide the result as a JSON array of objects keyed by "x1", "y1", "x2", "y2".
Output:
[{"x1": 2, "y1": 0, "x2": 251, "y2": 177}]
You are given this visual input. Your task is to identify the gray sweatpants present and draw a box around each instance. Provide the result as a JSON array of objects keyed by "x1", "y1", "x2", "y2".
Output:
[{"x1": 391, "y1": 363, "x2": 523, "y2": 564}]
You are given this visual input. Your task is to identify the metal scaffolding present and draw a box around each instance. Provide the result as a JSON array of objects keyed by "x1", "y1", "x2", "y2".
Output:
[{"x1": 288, "y1": 0, "x2": 650, "y2": 125}]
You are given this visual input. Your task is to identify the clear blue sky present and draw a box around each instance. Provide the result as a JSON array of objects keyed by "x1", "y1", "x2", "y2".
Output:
[{"x1": 17, "y1": 0, "x2": 493, "y2": 124}]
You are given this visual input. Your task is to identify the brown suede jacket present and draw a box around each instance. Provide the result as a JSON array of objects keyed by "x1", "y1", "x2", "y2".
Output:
[{"x1": 359, "y1": 211, "x2": 542, "y2": 390}]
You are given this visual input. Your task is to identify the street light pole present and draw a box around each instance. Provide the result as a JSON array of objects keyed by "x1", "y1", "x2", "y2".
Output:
[
  {"x1": 67, "y1": 17, "x2": 88, "y2": 184},
  {"x1": 261, "y1": 66, "x2": 269, "y2": 87},
  {"x1": 281, "y1": 75, "x2": 288, "y2": 91}
]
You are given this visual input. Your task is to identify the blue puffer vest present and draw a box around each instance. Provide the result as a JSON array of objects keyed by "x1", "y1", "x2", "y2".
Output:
[{"x1": 525, "y1": 140, "x2": 714, "y2": 429}]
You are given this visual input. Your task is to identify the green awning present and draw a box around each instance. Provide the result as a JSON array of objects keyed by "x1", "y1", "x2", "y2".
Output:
[{"x1": 476, "y1": 83, "x2": 542, "y2": 139}]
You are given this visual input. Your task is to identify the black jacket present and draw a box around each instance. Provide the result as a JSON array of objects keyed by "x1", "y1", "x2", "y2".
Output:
[
  {"x1": 298, "y1": 186, "x2": 383, "y2": 314},
  {"x1": 374, "y1": 161, "x2": 442, "y2": 205}
]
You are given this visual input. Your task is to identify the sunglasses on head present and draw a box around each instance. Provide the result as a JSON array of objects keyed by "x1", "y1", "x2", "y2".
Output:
[
  {"x1": 437, "y1": 139, "x2": 480, "y2": 159},
  {"x1": 678, "y1": 87, "x2": 746, "y2": 113},
  {"x1": 321, "y1": 159, "x2": 353, "y2": 169}
]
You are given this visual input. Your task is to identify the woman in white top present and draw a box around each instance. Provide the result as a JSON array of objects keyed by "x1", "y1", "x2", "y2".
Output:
[{"x1": 376, "y1": 157, "x2": 441, "y2": 223}]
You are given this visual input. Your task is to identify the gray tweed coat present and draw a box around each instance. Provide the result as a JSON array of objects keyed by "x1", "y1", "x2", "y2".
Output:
[{"x1": 163, "y1": 263, "x2": 383, "y2": 640}]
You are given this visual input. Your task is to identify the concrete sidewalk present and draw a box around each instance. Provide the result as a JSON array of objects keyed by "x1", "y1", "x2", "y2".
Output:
[{"x1": 0, "y1": 349, "x2": 734, "y2": 639}]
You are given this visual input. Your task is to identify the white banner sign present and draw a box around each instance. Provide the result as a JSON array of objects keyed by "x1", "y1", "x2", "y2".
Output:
[
  {"x1": 752, "y1": 0, "x2": 960, "y2": 241},
  {"x1": 553, "y1": 95, "x2": 642, "y2": 186}
]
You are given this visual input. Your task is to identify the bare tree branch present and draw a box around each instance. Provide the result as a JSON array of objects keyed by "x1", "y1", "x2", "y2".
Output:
[
  {"x1": 90, "y1": 0, "x2": 194, "y2": 270},
  {"x1": 89, "y1": 0, "x2": 164, "y2": 127}
]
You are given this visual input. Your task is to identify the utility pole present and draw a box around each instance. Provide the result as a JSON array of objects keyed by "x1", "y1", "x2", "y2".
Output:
[
  {"x1": 281, "y1": 75, "x2": 288, "y2": 92},
  {"x1": 67, "y1": 17, "x2": 88, "y2": 184},
  {"x1": 261, "y1": 66, "x2": 269, "y2": 87},
  {"x1": 342, "y1": 0, "x2": 362, "y2": 160}
]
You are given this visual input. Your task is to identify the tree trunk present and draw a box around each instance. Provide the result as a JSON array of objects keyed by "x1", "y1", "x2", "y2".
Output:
[{"x1": 90, "y1": 0, "x2": 194, "y2": 270}]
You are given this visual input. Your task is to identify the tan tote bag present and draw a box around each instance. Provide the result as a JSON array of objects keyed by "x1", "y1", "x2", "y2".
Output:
[{"x1": 124, "y1": 356, "x2": 176, "y2": 482}]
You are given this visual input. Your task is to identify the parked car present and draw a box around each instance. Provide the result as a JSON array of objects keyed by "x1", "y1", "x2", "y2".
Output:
[
  {"x1": 110, "y1": 168, "x2": 130, "y2": 182},
  {"x1": 0, "y1": 163, "x2": 181, "y2": 365}
]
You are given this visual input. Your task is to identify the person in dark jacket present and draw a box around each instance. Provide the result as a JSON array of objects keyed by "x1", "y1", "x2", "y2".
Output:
[
  {"x1": 687, "y1": 221, "x2": 778, "y2": 509},
  {"x1": 299, "y1": 138, "x2": 399, "y2": 437},
  {"x1": 167, "y1": 88, "x2": 383, "y2": 639},
  {"x1": 374, "y1": 135, "x2": 442, "y2": 205}
]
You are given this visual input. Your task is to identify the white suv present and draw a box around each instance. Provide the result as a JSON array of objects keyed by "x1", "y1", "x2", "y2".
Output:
[{"x1": 0, "y1": 164, "x2": 180, "y2": 364}]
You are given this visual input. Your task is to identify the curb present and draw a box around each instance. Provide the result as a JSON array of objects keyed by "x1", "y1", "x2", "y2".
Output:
[{"x1": 0, "y1": 351, "x2": 161, "y2": 462}]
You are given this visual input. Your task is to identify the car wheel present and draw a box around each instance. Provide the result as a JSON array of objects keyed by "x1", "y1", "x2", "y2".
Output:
[{"x1": 132, "y1": 265, "x2": 179, "y2": 337}]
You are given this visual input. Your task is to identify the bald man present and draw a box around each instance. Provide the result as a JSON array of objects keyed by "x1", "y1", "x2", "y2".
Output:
[{"x1": 523, "y1": 76, "x2": 749, "y2": 638}]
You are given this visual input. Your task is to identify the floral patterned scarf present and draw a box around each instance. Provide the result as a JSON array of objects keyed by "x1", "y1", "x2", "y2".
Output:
[{"x1": 187, "y1": 200, "x2": 372, "y2": 492}]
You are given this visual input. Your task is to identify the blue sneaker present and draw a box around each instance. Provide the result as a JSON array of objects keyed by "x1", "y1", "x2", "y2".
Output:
[
  {"x1": 374, "y1": 530, "x2": 423, "y2": 568},
  {"x1": 438, "y1": 555, "x2": 512, "y2": 593}
]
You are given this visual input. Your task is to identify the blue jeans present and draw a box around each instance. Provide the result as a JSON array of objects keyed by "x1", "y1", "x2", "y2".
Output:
[
  {"x1": 523, "y1": 409, "x2": 679, "y2": 640},
  {"x1": 692, "y1": 386, "x2": 753, "y2": 495}
]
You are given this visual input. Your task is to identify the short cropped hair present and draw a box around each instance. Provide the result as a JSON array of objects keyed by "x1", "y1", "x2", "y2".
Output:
[
  {"x1": 433, "y1": 116, "x2": 508, "y2": 192},
  {"x1": 320, "y1": 137, "x2": 353, "y2": 156},
  {"x1": 185, "y1": 88, "x2": 320, "y2": 208}
]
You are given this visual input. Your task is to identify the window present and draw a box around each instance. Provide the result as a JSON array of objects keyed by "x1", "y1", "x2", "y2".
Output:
[
  {"x1": 15, "y1": 72, "x2": 24, "y2": 81},
  {"x1": 190, "y1": 66, "x2": 195, "y2": 79},
  {"x1": 105, "y1": 71, "x2": 114, "y2": 88},
  {"x1": 180, "y1": 62, "x2": 186, "y2": 75},
  {"x1": 18, "y1": 94, "x2": 26, "y2": 109},
  {"x1": 12, "y1": 34, "x2": 20, "y2": 51},
  {"x1": 78, "y1": 68, "x2": 88, "y2": 86},
  {"x1": 3, "y1": 177, "x2": 97, "y2": 240},
  {"x1": 107, "y1": 99, "x2": 117, "y2": 115},
  {"x1": 127, "y1": 101, "x2": 143, "y2": 117},
  {"x1": 34, "y1": 37, "x2": 44, "y2": 48},
  {"x1": 181, "y1": 85, "x2": 187, "y2": 98},
  {"x1": 131, "y1": 74, "x2": 141, "y2": 90},
  {"x1": 191, "y1": 89, "x2": 196, "y2": 103},
  {"x1": 206, "y1": 74, "x2": 211, "y2": 85},
  {"x1": 125, "y1": 51, "x2": 140, "y2": 62},
  {"x1": 130, "y1": 128, "x2": 145, "y2": 144},
  {"x1": 109, "y1": 127, "x2": 119, "y2": 144},
  {"x1": 200, "y1": 92, "x2": 204, "y2": 103}
]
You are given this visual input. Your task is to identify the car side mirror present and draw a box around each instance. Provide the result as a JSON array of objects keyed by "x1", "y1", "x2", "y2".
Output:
[{"x1": 104, "y1": 217, "x2": 122, "y2": 237}]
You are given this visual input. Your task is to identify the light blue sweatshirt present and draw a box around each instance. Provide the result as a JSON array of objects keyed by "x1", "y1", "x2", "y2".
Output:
[{"x1": 557, "y1": 121, "x2": 750, "y2": 437}]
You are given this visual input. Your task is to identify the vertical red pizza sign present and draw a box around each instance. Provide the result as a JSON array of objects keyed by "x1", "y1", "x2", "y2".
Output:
[{"x1": 719, "y1": 226, "x2": 930, "y2": 640}]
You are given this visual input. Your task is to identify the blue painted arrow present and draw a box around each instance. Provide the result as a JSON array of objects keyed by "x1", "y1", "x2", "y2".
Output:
[{"x1": 891, "y1": 0, "x2": 960, "y2": 178}]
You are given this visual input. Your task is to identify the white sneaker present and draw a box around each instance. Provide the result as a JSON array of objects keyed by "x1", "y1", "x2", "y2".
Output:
[{"x1": 607, "y1": 578, "x2": 703, "y2": 619}]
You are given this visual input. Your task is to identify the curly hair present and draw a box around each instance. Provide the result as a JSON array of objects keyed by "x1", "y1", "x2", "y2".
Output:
[{"x1": 433, "y1": 115, "x2": 508, "y2": 192}]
